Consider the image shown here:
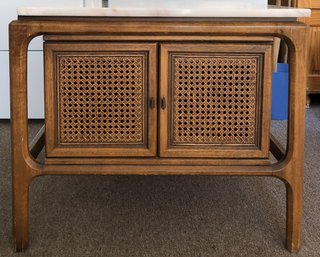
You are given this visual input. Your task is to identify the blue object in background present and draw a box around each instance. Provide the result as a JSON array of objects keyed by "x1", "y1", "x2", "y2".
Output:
[
  {"x1": 271, "y1": 63, "x2": 289, "y2": 120},
  {"x1": 276, "y1": 63, "x2": 289, "y2": 73}
]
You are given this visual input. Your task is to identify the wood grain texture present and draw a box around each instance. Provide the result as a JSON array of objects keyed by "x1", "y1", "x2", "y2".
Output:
[
  {"x1": 9, "y1": 17, "x2": 307, "y2": 252},
  {"x1": 44, "y1": 42, "x2": 158, "y2": 157},
  {"x1": 296, "y1": 0, "x2": 320, "y2": 103},
  {"x1": 160, "y1": 43, "x2": 272, "y2": 158}
]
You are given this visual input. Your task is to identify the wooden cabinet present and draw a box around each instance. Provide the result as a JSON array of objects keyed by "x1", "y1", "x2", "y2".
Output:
[
  {"x1": 296, "y1": 0, "x2": 320, "y2": 104},
  {"x1": 10, "y1": 17, "x2": 307, "y2": 252},
  {"x1": 44, "y1": 40, "x2": 273, "y2": 159}
]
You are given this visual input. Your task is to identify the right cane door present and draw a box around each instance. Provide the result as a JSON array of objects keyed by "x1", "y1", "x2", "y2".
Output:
[{"x1": 159, "y1": 43, "x2": 273, "y2": 159}]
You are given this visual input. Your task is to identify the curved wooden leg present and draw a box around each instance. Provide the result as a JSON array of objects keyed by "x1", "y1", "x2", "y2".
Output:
[
  {"x1": 12, "y1": 164, "x2": 32, "y2": 252},
  {"x1": 285, "y1": 177, "x2": 303, "y2": 252}
]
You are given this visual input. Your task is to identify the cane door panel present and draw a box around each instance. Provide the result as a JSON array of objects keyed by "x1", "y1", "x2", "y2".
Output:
[
  {"x1": 45, "y1": 42, "x2": 157, "y2": 157},
  {"x1": 159, "y1": 43, "x2": 272, "y2": 158}
]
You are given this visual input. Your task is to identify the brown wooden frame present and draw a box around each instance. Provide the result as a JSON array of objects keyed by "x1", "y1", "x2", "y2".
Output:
[
  {"x1": 9, "y1": 17, "x2": 307, "y2": 252},
  {"x1": 44, "y1": 42, "x2": 158, "y2": 157},
  {"x1": 159, "y1": 43, "x2": 273, "y2": 158},
  {"x1": 295, "y1": 0, "x2": 320, "y2": 106}
]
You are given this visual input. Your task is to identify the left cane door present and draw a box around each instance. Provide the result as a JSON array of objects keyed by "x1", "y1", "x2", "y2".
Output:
[{"x1": 44, "y1": 42, "x2": 157, "y2": 158}]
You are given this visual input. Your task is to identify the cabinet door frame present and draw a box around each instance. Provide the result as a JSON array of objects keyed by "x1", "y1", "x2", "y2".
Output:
[
  {"x1": 45, "y1": 42, "x2": 158, "y2": 157},
  {"x1": 159, "y1": 43, "x2": 272, "y2": 158}
]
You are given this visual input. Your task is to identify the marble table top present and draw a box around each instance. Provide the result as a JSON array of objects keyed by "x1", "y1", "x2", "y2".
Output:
[{"x1": 17, "y1": 6, "x2": 310, "y2": 18}]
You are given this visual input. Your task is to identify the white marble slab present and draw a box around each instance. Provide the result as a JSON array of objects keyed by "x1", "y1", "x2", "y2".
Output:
[
  {"x1": 17, "y1": 6, "x2": 311, "y2": 18},
  {"x1": 108, "y1": 0, "x2": 267, "y2": 9}
]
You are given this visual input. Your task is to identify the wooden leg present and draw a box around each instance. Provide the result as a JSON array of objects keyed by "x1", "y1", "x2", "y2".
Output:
[
  {"x1": 9, "y1": 23, "x2": 41, "y2": 251},
  {"x1": 285, "y1": 177, "x2": 303, "y2": 253},
  {"x1": 12, "y1": 165, "x2": 32, "y2": 252},
  {"x1": 305, "y1": 93, "x2": 311, "y2": 108}
]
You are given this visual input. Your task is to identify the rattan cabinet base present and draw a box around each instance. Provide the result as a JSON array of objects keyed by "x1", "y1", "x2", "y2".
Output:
[{"x1": 9, "y1": 17, "x2": 307, "y2": 252}]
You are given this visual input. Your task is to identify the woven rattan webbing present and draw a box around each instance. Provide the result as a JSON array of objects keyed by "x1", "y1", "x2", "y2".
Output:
[
  {"x1": 172, "y1": 55, "x2": 259, "y2": 145},
  {"x1": 57, "y1": 55, "x2": 144, "y2": 144}
]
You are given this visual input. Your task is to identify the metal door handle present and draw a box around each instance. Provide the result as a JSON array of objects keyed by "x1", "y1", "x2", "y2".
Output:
[
  {"x1": 149, "y1": 97, "x2": 156, "y2": 109},
  {"x1": 161, "y1": 97, "x2": 166, "y2": 110}
]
